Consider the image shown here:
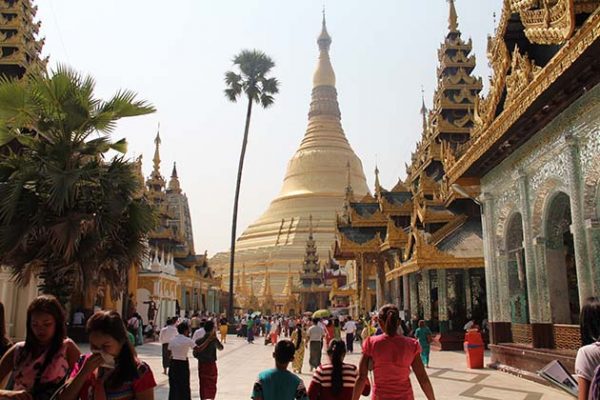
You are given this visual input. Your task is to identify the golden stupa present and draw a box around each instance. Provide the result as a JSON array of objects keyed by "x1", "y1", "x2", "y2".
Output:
[{"x1": 211, "y1": 16, "x2": 369, "y2": 299}]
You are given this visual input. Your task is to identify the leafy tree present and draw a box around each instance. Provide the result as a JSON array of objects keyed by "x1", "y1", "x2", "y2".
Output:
[
  {"x1": 224, "y1": 50, "x2": 279, "y2": 320},
  {"x1": 0, "y1": 65, "x2": 157, "y2": 304}
]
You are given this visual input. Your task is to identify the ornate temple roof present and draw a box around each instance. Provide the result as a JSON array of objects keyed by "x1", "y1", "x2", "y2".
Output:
[
  {"x1": 0, "y1": 0, "x2": 46, "y2": 79},
  {"x1": 447, "y1": 0, "x2": 600, "y2": 182}
]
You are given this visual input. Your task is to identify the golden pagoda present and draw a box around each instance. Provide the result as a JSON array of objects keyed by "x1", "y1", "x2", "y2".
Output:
[{"x1": 211, "y1": 14, "x2": 369, "y2": 299}]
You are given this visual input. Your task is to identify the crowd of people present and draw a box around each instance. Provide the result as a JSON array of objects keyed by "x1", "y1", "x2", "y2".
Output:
[{"x1": 0, "y1": 295, "x2": 599, "y2": 399}]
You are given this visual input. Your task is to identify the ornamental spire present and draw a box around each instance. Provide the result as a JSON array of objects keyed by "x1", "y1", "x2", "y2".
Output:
[
  {"x1": 448, "y1": 0, "x2": 459, "y2": 33},
  {"x1": 151, "y1": 124, "x2": 161, "y2": 179},
  {"x1": 167, "y1": 162, "x2": 182, "y2": 193},
  {"x1": 420, "y1": 87, "x2": 428, "y2": 133},
  {"x1": 374, "y1": 165, "x2": 382, "y2": 195},
  {"x1": 313, "y1": 11, "x2": 336, "y2": 88}
]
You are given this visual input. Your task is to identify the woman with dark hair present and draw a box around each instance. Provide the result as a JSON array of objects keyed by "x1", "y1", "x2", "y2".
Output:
[
  {"x1": 575, "y1": 297, "x2": 600, "y2": 400},
  {"x1": 57, "y1": 310, "x2": 156, "y2": 400},
  {"x1": 0, "y1": 301, "x2": 12, "y2": 360},
  {"x1": 251, "y1": 340, "x2": 308, "y2": 400},
  {"x1": 352, "y1": 304, "x2": 435, "y2": 400},
  {"x1": 290, "y1": 323, "x2": 306, "y2": 374},
  {"x1": 193, "y1": 320, "x2": 223, "y2": 400},
  {"x1": 308, "y1": 339, "x2": 370, "y2": 400},
  {"x1": 0, "y1": 295, "x2": 80, "y2": 400}
]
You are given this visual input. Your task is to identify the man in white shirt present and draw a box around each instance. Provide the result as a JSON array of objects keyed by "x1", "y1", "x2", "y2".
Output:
[
  {"x1": 168, "y1": 321, "x2": 197, "y2": 399},
  {"x1": 342, "y1": 316, "x2": 357, "y2": 353},
  {"x1": 307, "y1": 318, "x2": 325, "y2": 372},
  {"x1": 158, "y1": 317, "x2": 178, "y2": 374},
  {"x1": 192, "y1": 322, "x2": 206, "y2": 342}
]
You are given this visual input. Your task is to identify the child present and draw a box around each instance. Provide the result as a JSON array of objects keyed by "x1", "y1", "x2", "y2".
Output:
[{"x1": 251, "y1": 340, "x2": 308, "y2": 400}]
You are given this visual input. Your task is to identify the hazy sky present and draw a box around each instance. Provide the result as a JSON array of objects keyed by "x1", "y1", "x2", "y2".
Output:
[{"x1": 37, "y1": 1, "x2": 501, "y2": 256}]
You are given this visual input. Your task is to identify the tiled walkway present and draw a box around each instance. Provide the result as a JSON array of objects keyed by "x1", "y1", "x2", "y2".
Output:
[{"x1": 108, "y1": 336, "x2": 571, "y2": 399}]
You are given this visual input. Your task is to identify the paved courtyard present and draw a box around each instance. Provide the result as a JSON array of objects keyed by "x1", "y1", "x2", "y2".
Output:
[{"x1": 87, "y1": 335, "x2": 572, "y2": 399}]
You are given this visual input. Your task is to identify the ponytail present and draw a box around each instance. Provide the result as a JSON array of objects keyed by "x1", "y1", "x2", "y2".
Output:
[
  {"x1": 378, "y1": 304, "x2": 400, "y2": 336},
  {"x1": 327, "y1": 339, "x2": 346, "y2": 395}
]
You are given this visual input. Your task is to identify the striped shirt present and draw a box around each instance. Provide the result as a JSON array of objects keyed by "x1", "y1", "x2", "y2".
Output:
[{"x1": 307, "y1": 363, "x2": 370, "y2": 400}]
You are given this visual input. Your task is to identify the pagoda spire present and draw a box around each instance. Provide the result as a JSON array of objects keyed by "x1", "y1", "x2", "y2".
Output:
[
  {"x1": 374, "y1": 165, "x2": 382, "y2": 195},
  {"x1": 313, "y1": 10, "x2": 335, "y2": 89},
  {"x1": 283, "y1": 264, "x2": 294, "y2": 296},
  {"x1": 448, "y1": 0, "x2": 459, "y2": 33},
  {"x1": 420, "y1": 87, "x2": 428, "y2": 133},
  {"x1": 261, "y1": 266, "x2": 272, "y2": 297},
  {"x1": 151, "y1": 125, "x2": 162, "y2": 180},
  {"x1": 167, "y1": 161, "x2": 182, "y2": 193}
]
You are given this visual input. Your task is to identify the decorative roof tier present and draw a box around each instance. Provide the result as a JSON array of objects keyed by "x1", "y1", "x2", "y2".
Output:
[{"x1": 0, "y1": 0, "x2": 46, "y2": 79}]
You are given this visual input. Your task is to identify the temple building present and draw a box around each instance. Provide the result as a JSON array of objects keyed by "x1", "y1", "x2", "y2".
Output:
[
  {"x1": 0, "y1": 0, "x2": 45, "y2": 79},
  {"x1": 445, "y1": 0, "x2": 600, "y2": 379},
  {"x1": 334, "y1": 0, "x2": 486, "y2": 349},
  {"x1": 210, "y1": 15, "x2": 370, "y2": 308},
  {"x1": 133, "y1": 131, "x2": 221, "y2": 328},
  {"x1": 0, "y1": 0, "x2": 46, "y2": 340}
]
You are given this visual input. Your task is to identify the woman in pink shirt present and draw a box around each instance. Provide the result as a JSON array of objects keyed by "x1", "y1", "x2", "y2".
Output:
[{"x1": 352, "y1": 304, "x2": 435, "y2": 400}]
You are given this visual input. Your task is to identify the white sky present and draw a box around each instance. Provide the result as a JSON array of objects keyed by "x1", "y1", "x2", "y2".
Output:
[{"x1": 37, "y1": 0, "x2": 501, "y2": 256}]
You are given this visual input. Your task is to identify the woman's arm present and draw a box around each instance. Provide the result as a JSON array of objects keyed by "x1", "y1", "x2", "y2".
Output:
[
  {"x1": 65, "y1": 341, "x2": 82, "y2": 368},
  {"x1": 0, "y1": 345, "x2": 15, "y2": 384},
  {"x1": 351, "y1": 355, "x2": 370, "y2": 400},
  {"x1": 57, "y1": 354, "x2": 103, "y2": 400},
  {"x1": 411, "y1": 355, "x2": 435, "y2": 400},
  {"x1": 577, "y1": 377, "x2": 590, "y2": 400}
]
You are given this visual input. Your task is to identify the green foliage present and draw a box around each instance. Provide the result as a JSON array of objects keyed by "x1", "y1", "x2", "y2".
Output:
[
  {"x1": 224, "y1": 49, "x2": 279, "y2": 107},
  {"x1": 0, "y1": 65, "x2": 157, "y2": 303}
]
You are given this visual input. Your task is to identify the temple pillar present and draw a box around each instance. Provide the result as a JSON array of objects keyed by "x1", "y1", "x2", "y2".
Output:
[
  {"x1": 481, "y1": 193, "x2": 500, "y2": 323},
  {"x1": 437, "y1": 269, "x2": 449, "y2": 333},
  {"x1": 375, "y1": 255, "x2": 386, "y2": 309},
  {"x1": 565, "y1": 134, "x2": 594, "y2": 303},
  {"x1": 409, "y1": 273, "x2": 418, "y2": 324},
  {"x1": 533, "y1": 236, "x2": 552, "y2": 323},
  {"x1": 585, "y1": 219, "x2": 600, "y2": 294},
  {"x1": 517, "y1": 170, "x2": 541, "y2": 322},
  {"x1": 420, "y1": 271, "x2": 432, "y2": 323},
  {"x1": 402, "y1": 275, "x2": 410, "y2": 313},
  {"x1": 463, "y1": 269, "x2": 472, "y2": 318},
  {"x1": 496, "y1": 251, "x2": 511, "y2": 322}
]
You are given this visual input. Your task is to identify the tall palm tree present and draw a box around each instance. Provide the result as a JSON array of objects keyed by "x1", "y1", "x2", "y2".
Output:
[
  {"x1": 224, "y1": 49, "x2": 279, "y2": 320},
  {"x1": 0, "y1": 65, "x2": 157, "y2": 305}
]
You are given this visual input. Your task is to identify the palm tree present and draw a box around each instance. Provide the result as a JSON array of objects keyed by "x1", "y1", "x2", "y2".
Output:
[
  {"x1": 0, "y1": 65, "x2": 157, "y2": 305},
  {"x1": 224, "y1": 49, "x2": 279, "y2": 321}
]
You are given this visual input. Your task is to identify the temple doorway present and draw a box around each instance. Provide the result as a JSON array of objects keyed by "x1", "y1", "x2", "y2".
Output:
[
  {"x1": 544, "y1": 192, "x2": 579, "y2": 324},
  {"x1": 505, "y1": 213, "x2": 529, "y2": 324}
]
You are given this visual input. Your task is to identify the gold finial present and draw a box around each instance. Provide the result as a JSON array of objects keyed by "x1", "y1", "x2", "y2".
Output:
[
  {"x1": 448, "y1": 0, "x2": 459, "y2": 32},
  {"x1": 374, "y1": 164, "x2": 381, "y2": 193},
  {"x1": 152, "y1": 124, "x2": 161, "y2": 177},
  {"x1": 313, "y1": 10, "x2": 335, "y2": 88},
  {"x1": 346, "y1": 161, "x2": 352, "y2": 192},
  {"x1": 308, "y1": 214, "x2": 314, "y2": 239},
  {"x1": 318, "y1": 7, "x2": 331, "y2": 50},
  {"x1": 420, "y1": 87, "x2": 428, "y2": 132}
]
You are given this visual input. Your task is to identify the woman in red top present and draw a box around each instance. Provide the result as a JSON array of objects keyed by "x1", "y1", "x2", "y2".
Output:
[
  {"x1": 324, "y1": 320, "x2": 334, "y2": 348},
  {"x1": 308, "y1": 340, "x2": 369, "y2": 400},
  {"x1": 352, "y1": 304, "x2": 435, "y2": 400},
  {"x1": 57, "y1": 310, "x2": 156, "y2": 400}
]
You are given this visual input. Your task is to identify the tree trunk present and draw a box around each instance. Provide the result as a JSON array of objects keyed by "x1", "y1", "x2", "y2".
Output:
[{"x1": 228, "y1": 97, "x2": 253, "y2": 323}]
